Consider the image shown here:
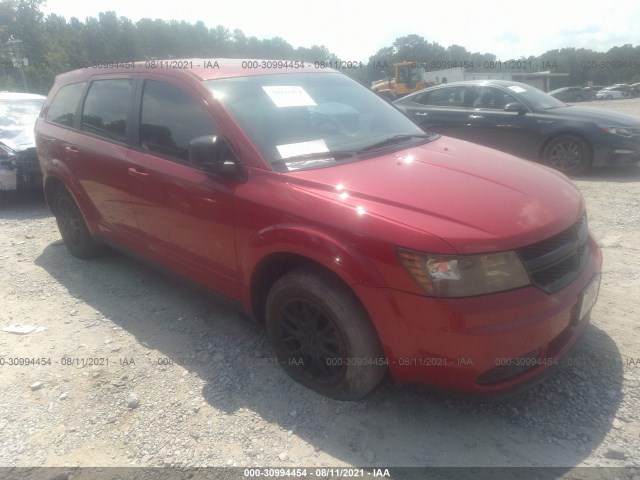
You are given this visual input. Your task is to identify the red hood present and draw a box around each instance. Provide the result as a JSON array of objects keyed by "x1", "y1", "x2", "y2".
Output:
[{"x1": 285, "y1": 136, "x2": 583, "y2": 254}]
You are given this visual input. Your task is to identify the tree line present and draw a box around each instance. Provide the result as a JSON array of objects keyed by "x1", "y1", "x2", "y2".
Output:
[
  {"x1": 356, "y1": 34, "x2": 640, "y2": 89},
  {"x1": 1, "y1": 0, "x2": 639, "y2": 94},
  {"x1": 0, "y1": 0, "x2": 338, "y2": 93}
]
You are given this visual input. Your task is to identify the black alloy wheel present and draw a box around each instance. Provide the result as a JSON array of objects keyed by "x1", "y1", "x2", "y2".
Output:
[
  {"x1": 279, "y1": 298, "x2": 347, "y2": 386},
  {"x1": 542, "y1": 135, "x2": 592, "y2": 175},
  {"x1": 266, "y1": 266, "x2": 387, "y2": 400},
  {"x1": 53, "y1": 186, "x2": 102, "y2": 258}
]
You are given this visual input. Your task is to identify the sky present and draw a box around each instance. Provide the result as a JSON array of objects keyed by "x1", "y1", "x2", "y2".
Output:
[{"x1": 41, "y1": 0, "x2": 640, "y2": 62}]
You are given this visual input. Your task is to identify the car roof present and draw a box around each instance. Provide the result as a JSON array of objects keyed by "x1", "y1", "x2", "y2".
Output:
[
  {"x1": 0, "y1": 91, "x2": 47, "y2": 101},
  {"x1": 53, "y1": 58, "x2": 335, "y2": 84},
  {"x1": 550, "y1": 87, "x2": 581, "y2": 92},
  {"x1": 414, "y1": 80, "x2": 540, "y2": 89}
]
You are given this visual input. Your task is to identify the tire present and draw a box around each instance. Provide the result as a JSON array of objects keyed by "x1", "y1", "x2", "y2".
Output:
[
  {"x1": 52, "y1": 186, "x2": 102, "y2": 259},
  {"x1": 266, "y1": 266, "x2": 386, "y2": 400},
  {"x1": 606, "y1": 95, "x2": 613, "y2": 100},
  {"x1": 542, "y1": 134, "x2": 592, "y2": 176}
]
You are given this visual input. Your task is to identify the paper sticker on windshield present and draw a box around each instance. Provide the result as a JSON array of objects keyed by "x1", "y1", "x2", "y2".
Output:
[
  {"x1": 508, "y1": 85, "x2": 527, "y2": 93},
  {"x1": 277, "y1": 139, "x2": 328, "y2": 159},
  {"x1": 263, "y1": 86, "x2": 316, "y2": 108}
]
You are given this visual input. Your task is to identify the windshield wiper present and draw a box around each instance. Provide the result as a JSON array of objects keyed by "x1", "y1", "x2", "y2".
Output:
[
  {"x1": 357, "y1": 134, "x2": 434, "y2": 153},
  {"x1": 270, "y1": 150, "x2": 358, "y2": 171},
  {"x1": 281, "y1": 151, "x2": 357, "y2": 162}
]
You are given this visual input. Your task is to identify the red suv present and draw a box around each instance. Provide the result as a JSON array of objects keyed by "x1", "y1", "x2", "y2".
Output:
[{"x1": 35, "y1": 59, "x2": 602, "y2": 400}]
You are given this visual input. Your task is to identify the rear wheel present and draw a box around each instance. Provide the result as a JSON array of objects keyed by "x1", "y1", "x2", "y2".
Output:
[
  {"x1": 52, "y1": 186, "x2": 102, "y2": 259},
  {"x1": 542, "y1": 134, "x2": 592, "y2": 175},
  {"x1": 266, "y1": 266, "x2": 386, "y2": 400}
]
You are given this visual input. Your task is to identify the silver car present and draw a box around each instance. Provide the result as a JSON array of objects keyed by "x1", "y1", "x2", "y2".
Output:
[{"x1": 596, "y1": 86, "x2": 630, "y2": 100}]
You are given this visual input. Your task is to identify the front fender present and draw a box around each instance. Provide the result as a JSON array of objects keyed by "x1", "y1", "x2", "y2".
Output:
[
  {"x1": 239, "y1": 224, "x2": 419, "y2": 362},
  {"x1": 240, "y1": 223, "x2": 388, "y2": 301}
]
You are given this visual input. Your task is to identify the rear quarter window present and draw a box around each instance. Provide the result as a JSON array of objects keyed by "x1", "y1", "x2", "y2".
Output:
[{"x1": 45, "y1": 82, "x2": 86, "y2": 127}]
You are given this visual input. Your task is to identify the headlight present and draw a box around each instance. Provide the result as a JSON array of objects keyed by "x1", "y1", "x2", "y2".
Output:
[
  {"x1": 598, "y1": 125, "x2": 639, "y2": 138},
  {"x1": 0, "y1": 143, "x2": 16, "y2": 159},
  {"x1": 396, "y1": 249, "x2": 530, "y2": 297}
]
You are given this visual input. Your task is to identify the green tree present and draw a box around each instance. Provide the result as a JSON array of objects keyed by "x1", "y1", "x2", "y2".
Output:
[{"x1": 2, "y1": 0, "x2": 639, "y2": 95}]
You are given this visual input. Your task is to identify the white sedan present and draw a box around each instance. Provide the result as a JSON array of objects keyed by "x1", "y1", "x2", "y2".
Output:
[{"x1": 596, "y1": 87, "x2": 630, "y2": 100}]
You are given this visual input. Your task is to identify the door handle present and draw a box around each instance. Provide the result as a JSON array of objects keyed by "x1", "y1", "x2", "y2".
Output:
[
  {"x1": 468, "y1": 115, "x2": 484, "y2": 119},
  {"x1": 64, "y1": 145, "x2": 80, "y2": 154},
  {"x1": 415, "y1": 112, "x2": 429, "y2": 116},
  {"x1": 128, "y1": 167, "x2": 149, "y2": 178}
]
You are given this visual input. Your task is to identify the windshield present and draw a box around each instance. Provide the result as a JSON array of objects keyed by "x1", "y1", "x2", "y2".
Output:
[
  {"x1": 507, "y1": 85, "x2": 567, "y2": 110},
  {"x1": 0, "y1": 99, "x2": 44, "y2": 149},
  {"x1": 205, "y1": 73, "x2": 431, "y2": 171}
]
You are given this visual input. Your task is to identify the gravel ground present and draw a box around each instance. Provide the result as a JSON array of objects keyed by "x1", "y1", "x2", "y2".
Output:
[{"x1": 1, "y1": 98, "x2": 639, "y2": 477}]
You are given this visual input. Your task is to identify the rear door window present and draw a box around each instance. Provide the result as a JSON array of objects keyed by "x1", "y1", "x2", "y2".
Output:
[{"x1": 81, "y1": 79, "x2": 133, "y2": 143}]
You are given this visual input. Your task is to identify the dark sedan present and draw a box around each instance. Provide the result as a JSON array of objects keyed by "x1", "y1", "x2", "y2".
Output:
[
  {"x1": 583, "y1": 85, "x2": 605, "y2": 100},
  {"x1": 393, "y1": 80, "x2": 640, "y2": 174}
]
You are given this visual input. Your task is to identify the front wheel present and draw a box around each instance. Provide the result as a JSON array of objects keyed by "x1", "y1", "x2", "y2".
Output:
[
  {"x1": 52, "y1": 186, "x2": 103, "y2": 259},
  {"x1": 542, "y1": 135, "x2": 592, "y2": 175},
  {"x1": 266, "y1": 266, "x2": 386, "y2": 400}
]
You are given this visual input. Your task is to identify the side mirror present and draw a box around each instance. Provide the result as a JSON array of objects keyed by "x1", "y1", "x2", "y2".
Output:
[
  {"x1": 504, "y1": 102, "x2": 527, "y2": 114},
  {"x1": 188, "y1": 135, "x2": 245, "y2": 180}
]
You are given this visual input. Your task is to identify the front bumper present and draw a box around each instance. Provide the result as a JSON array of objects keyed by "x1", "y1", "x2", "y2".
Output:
[
  {"x1": 0, "y1": 163, "x2": 18, "y2": 191},
  {"x1": 355, "y1": 235, "x2": 602, "y2": 395},
  {"x1": 0, "y1": 148, "x2": 42, "y2": 191},
  {"x1": 592, "y1": 139, "x2": 640, "y2": 167}
]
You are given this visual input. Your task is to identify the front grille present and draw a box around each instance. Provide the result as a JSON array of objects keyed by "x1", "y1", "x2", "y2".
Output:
[
  {"x1": 518, "y1": 215, "x2": 590, "y2": 293},
  {"x1": 519, "y1": 229, "x2": 575, "y2": 261},
  {"x1": 16, "y1": 147, "x2": 40, "y2": 170},
  {"x1": 476, "y1": 349, "x2": 540, "y2": 385}
]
